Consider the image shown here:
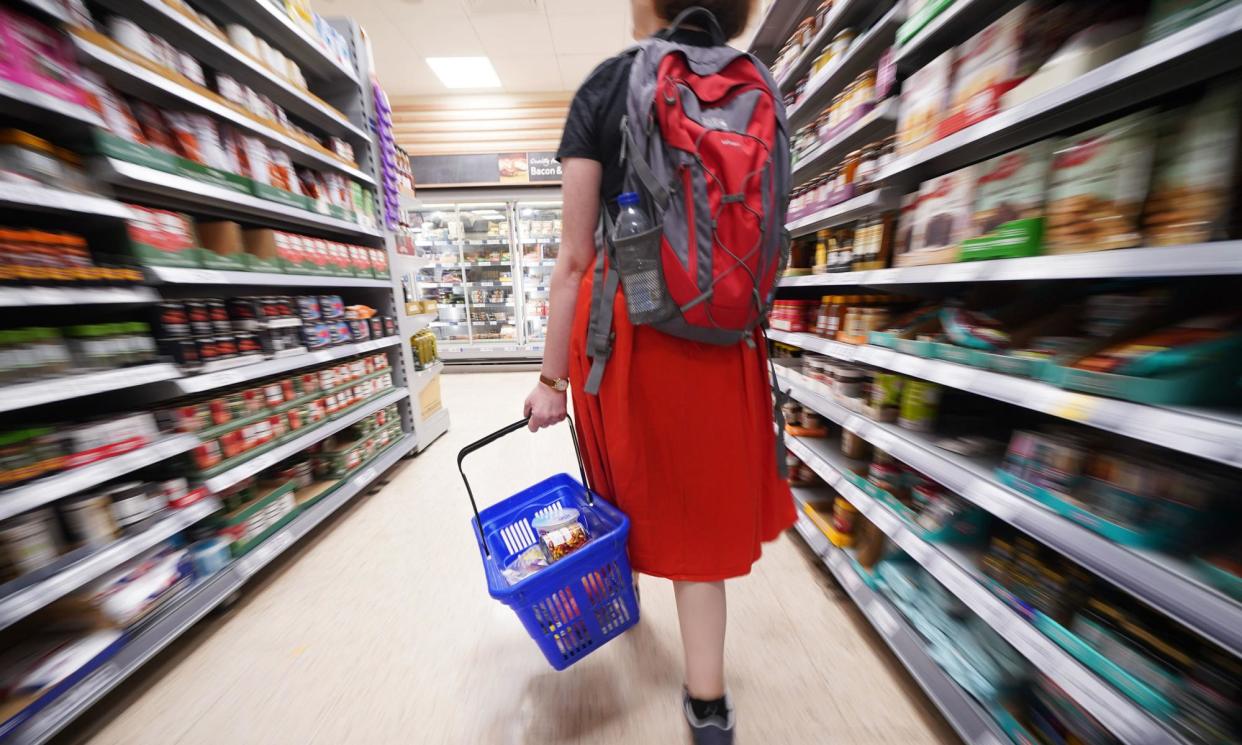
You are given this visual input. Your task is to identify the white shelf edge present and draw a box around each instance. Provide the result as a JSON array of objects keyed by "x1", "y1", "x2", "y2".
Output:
[
  {"x1": 0, "y1": 363, "x2": 181, "y2": 414},
  {"x1": 72, "y1": 34, "x2": 373, "y2": 185},
  {"x1": 0, "y1": 434, "x2": 200, "y2": 522},
  {"x1": 0, "y1": 286, "x2": 159, "y2": 308},
  {"x1": 2, "y1": 436, "x2": 413, "y2": 745},
  {"x1": 784, "y1": 434, "x2": 1177, "y2": 745},
  {"x1": 0, "y1": 181, "x2": 132, "y2": 219},
  {"x1": 777, "y1": 242, "x2": 1242, "y2": 287},
  {"x1": 202, "y1": 387, "x2": 408, "y2": 493},
  {"x1": 770, "y1": 334, "x2": 1242, "y2": 468},
  {"x1": 789, "y1": 490, "x2": 1015, "y2": 745},
  {"x1": 779, "y1": 366, "x2": 1242, "y2": 659},
  {"x1": 144, "y1": 265, "x2": 389, "y2": 287},
  {"x1": 0, "y1": 78, "x2": 104, "y2": 128},
  {"x1": 0, "y1": 498, "x2": 221, "y2": 631},
  {"x1": 95, "y1": 158, "x2": 383, "y2": 240},
  {"x1": 786, "y1": 188, "x2": 899, "y2": 236},
  {"x1": 169, "y1": 337, "x2": 400, "y2": 395}
]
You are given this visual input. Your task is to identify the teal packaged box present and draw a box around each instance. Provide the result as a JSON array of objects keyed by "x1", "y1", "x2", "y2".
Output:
[
  {"x1": 1041, "y1": 350, "x2": 1242, "y2": 406},
  {"x1": 931, "y1": 341, "x2": 988, "y2": 368},
  {"x1": 868, "y1": 330, "x2": 899, "y2": 348},
  {"x1": 995, "y1": 469, "x2": 1190, "y2": 550},
  {"x1": 894, "y1": 337, "x2": 935, "y2": 358}
]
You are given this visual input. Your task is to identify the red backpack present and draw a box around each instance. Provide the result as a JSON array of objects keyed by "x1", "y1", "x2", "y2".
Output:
[{"x1": 583, "y1": 7, "x2": 791, "y2": 395}]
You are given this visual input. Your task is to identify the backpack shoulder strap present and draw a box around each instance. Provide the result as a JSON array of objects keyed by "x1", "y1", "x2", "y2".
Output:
[{"x1": 583, "y1": 210, "x2": 622, "y2": 396}]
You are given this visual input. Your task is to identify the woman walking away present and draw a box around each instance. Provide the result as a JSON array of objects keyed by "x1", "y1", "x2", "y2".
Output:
[{"x1": 524, "y1": 0, "x2": 793, "y2": 742}]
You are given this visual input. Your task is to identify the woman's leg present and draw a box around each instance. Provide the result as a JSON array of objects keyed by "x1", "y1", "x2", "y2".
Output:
[{"x1": 673, "y1": 580, "x2": 727, "y2": 699}]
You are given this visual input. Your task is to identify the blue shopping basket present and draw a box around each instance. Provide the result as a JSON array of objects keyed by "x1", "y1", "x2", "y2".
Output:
[{"x1": 459, "y1": 416, "x2": 640, "y2": 670}]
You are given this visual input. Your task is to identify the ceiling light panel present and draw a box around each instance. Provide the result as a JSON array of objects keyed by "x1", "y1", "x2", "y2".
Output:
[{"x1": 426, "y1": 57, "x2": 503, "y2": 89}]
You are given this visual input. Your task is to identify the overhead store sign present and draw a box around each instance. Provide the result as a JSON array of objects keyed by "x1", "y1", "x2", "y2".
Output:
[{"x1": 411, "y1": 152, "x2": 561, "y2": 187}]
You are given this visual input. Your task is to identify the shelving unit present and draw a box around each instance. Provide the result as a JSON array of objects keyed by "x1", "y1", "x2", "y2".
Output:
[
  {"x1": 791, "y1": 489, "x2": 1017, "y2": 745},
  {"x1": 0, "y1": 3, "x2": 440, "y2": 740},
  {"x1": 785, "y1": 435, "x2": 1177, "y2": 745},
  {"x1": 0, "y1": 435, "x2": 414, "y2": 745},
  {"x1": 779, "y1": 365, "x2": 1242, "y2": 659},
  {"x1": 777, "y1": 0, "x2": 878, "y2": 92},
  {"x1": 764, "y1": 0, "x2": 1242, "y2": 742}
]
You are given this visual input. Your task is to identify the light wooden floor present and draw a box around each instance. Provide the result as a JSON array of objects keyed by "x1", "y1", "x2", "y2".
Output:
[{"x1": 62, "y1": 373, "x2": 958, "y2": 745}]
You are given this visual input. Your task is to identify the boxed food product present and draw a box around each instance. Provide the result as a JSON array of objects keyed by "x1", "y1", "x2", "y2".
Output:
[
  {"x1": 900, "y1": 166, "x2": 978, "y2": 264},
  {"x1": 194, "y1": 220, "x2": 246, "y2": 270},
  {"x1": 1143, "y1": 83, "x2": 1242, "y2": 246},
  {"x1": 1045, "y1": 111, "x2": 1158, "y2": 254},
  {"x1": 0, "y1": 8, "x2": 87, "y2": 106},
  {"x1": 369, "y1": 248, "x2": 390, "y2": 279},
  {"x1": 125, "y1": 205, "x2": 201, "y2": 268},
  {"x1": 939, "y1": 2, "x2": 1084, "y2": 138},
  {"x1": 960, "y1": 140, "x2": 1054, "y2": 260},
  {"x1": 896, "y1": 48, "x2": 954, "y2": 155}
]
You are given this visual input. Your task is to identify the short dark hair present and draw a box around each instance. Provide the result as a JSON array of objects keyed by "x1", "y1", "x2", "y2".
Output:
[{"x1": 654, "y1": 0, "x2": 754, "y2": 41}]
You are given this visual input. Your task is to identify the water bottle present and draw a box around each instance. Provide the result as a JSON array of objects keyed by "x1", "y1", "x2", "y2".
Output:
[
  {"x1": 613, "y1": 191, "x2": 650, "y2": 239},
  {"x1": 611, "y1": 192, "x2": 665, "y2": 320}
]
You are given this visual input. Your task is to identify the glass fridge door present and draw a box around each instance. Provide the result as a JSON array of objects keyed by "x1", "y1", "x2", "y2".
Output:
[
  {"x1": 410, "y1": 205, "x2": 469, "y2": 343},
  {"x1": 458, "y1": 203, "x2": 519, "y2": 344},
  {"x1": 515, "y1": 201, "x2": 562, "y2": 350}
]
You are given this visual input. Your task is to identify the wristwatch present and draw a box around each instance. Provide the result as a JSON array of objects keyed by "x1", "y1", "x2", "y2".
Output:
[{"x1": 540, "y1": 374, "x2": 569, "y2": 393}]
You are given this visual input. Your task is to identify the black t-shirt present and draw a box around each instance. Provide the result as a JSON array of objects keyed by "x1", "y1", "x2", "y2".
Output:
[{"x1": 556, "y1": 29, "x2": 716, "y2": 217}]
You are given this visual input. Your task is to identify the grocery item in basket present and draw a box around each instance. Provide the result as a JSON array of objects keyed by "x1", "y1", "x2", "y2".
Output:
[
  {"x1": 531, "y1": 507, "x2": 590, "y2": 563},
  {"x1": 1044, "y1": 111, "x2": 1158, "y2": 254},
  {"x1": 964, "y1": 140, "x2": 1053, "y2": 257},
  {"x1": 501, "y1": 544, "x2": 549, "y2": 585},
  {"x1": 1143, "y1": 82, "x2": 1242, "y2": 246}
]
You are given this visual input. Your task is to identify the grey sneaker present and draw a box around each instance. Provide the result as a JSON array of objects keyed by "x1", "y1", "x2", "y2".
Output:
[{"x1": 683, "y1": 689, "x2": 734, "y2": 745}]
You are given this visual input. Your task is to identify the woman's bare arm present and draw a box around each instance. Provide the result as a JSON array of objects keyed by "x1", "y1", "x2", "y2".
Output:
[{"x1": 524, "y1": 158, "x2": 603, "y2": 430}]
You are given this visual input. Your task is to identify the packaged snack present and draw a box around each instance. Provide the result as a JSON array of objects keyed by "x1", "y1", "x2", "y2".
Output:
[
  {"x1": 905, "y1": 166, "x2": 977, "y2": 259},
  {"x1": 268, "y1": 148, "x2": 298, "y2": 192},
  {"x1": 896, "y1": 48, "x2": 953, "y2": 155},
  {"x1": 1143, "y1": 83, "x2": 1242, "y2": 246},
  {"x1": 940, "y1": 2, "x2": 1084, "y2": 137},
  {"x1": 961, "y1": 140, "x2": 1053, "y2": 259},
  {"x1": 241, "y1": 136, "x2": 272, "y2": 185},
  {"x1": 0, "y1": 8, "x2": 86, "y2": 106},
  {"x1": 1045, "y1": 111, "x2": 1158, "y2": 254}
]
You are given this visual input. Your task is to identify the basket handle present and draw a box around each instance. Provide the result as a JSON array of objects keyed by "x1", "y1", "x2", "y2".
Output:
[{"x1": 458, "y1": 415, "x2": 591, "y2": 557}]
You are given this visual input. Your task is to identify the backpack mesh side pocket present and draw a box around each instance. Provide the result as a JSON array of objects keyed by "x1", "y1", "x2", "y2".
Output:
[{"x1": 609, "y1": 224, "x2": 677, "y2": 325}]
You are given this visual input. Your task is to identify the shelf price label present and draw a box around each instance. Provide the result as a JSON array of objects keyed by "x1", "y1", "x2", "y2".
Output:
[
  {"x1": 237, "y1": 531, "x2": 296, "y2": 578},
  {"x1": 1052, "y1": 393, "x2": 1098, "y2": 423},
  {"x1": 351, "y1": 466, "x2": 378, "y2": 490}
]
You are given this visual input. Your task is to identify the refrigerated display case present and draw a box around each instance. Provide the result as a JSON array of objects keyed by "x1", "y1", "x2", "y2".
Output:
[
  {"x1": 408, "y1": 200, "x2": 541, "y2": 360},
  {"x1": 515, "y1": 201, "x2": 563, "y2": 347}
]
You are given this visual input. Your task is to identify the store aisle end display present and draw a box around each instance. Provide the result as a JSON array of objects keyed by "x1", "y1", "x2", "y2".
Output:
[
  {"x1": 762, "y1": 0, "x2": 1242, "y2": 744},
  {"x1": 0, "y1": 2, "x2": 447, "y2": 743}
]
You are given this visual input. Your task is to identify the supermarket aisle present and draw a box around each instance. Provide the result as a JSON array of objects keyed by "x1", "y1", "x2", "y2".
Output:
[{"x1": 65, "y1": 373, "x2": 955, "y2": 745}]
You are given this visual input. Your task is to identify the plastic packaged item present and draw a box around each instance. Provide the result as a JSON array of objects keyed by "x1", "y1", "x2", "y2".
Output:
[
  {"x1": 1045, "y1": 111, "x2": 1158, "y2": 254},
  {"x1": 897, "y1": 48, "x2": 953, "y2": 155},
  {"x1": 0, "y1": 509, "x2": 59, "y2": 579},
  {"x1": 190, "y1": 537, "x2": 229, "y2": 578},
  {"x1": 531, "y1": 506, "x2": 590, "y2": 562}
]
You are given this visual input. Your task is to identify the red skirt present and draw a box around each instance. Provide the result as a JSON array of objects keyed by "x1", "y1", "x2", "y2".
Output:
[{"x1": 568, "y1": 268, "x2": 795, "y2": 581}]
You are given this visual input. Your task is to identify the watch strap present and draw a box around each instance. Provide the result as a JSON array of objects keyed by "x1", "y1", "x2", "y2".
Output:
[{"x1": 540, "y1": 374, "x2": 569, "y2": 392}]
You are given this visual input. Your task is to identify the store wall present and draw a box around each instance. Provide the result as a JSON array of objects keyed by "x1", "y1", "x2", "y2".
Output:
[{"x1": 390, "y1": 93, "x2": 571, "y2": 157}]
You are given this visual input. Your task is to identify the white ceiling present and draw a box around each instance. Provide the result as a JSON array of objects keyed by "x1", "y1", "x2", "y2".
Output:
[{"x1": 318, "y1": 0, "x2": 760, "y2": 96}]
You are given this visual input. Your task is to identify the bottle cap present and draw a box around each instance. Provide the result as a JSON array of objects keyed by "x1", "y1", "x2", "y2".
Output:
[{"x1": 617, "y1": 191, "x2": 640, "y2": 207}]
